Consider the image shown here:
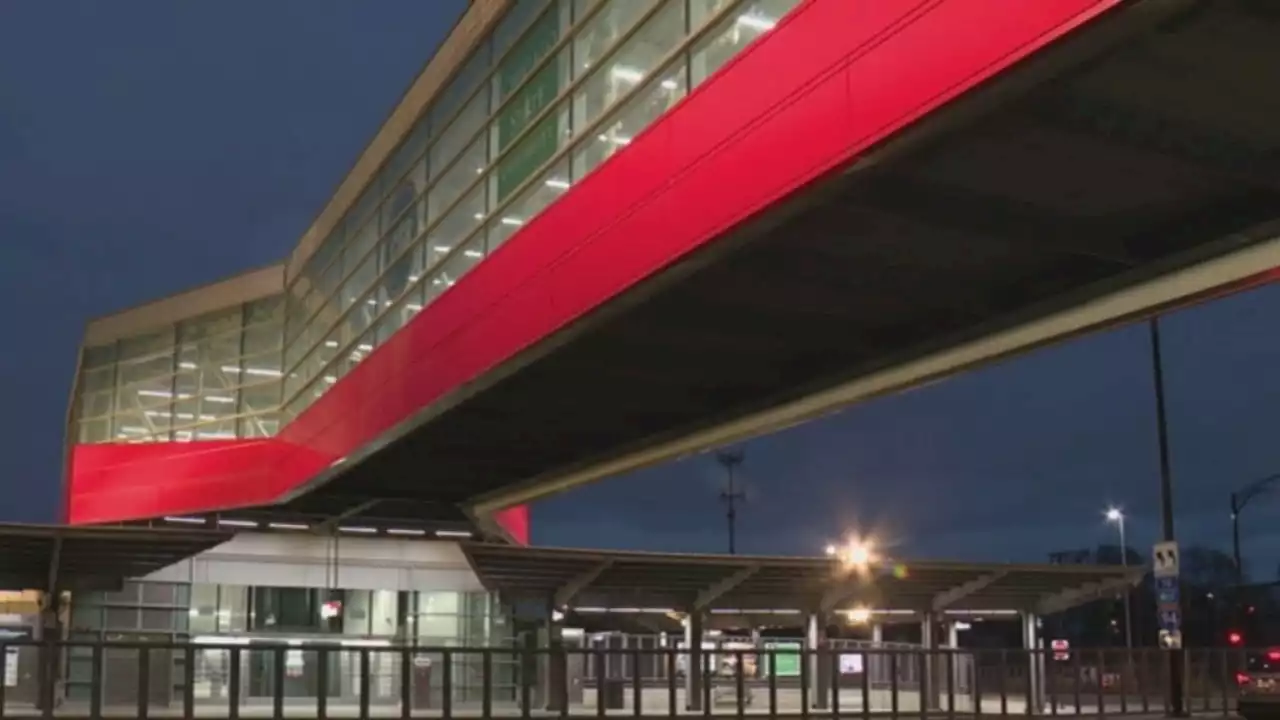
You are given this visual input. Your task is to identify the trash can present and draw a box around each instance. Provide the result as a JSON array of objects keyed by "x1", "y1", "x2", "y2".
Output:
[{"x1": 602, "y1": 678, "x2": 627, "y2": 709}]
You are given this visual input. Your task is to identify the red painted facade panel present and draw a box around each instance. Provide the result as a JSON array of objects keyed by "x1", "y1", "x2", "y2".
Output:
[{"x1": 68, "y1": 0, "x2": 1119, "y2": 536}]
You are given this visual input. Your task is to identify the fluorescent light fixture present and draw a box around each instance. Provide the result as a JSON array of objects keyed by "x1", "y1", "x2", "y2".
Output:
[
  {"x1": 464, "y1": 250, "x2": 483, "y2": 258},
  {"x1": 545, "y1": 178, "x2": 570, "y2": 190},
  {"x1": 339, "y1": 526, "x2": 378, "y2": 534},
  {"x1": 323, "y1": 375, "x2": 337, "y2": 384},
  {"x1": 357, "y1": 344, "x2": 373, "y2": 353},
  {"x1": 433, "y1": 244, "x2": 452, "y2": 253},
  {"x1": 137, "y1": 390, "x2": 175, "y2": 399},
  {"x1": 268, "y1": 522, "x2": 308, "y2": 531},
  {"x1": 500, "y1": 217, "x2": 523, "y2": 227},
  {"x1": 341, "y1": 639, "x2": 392, "y2": 648},
  {"x1": 661, "y1": 79, "x2": 678, "y2": 91},
  {"x1": 435, "y1": 529, "x2": 473, "y2": 538},
  {"x1": 192, "y1": 636, "x2": 251, "y2": 646},
  {"x1": 736, "y1": 13, "x2": 776, "y2": 32},
  {"x1": 610, "y1": 66, "x2": 644, "y2": 83},
  {"x1": 204, "y1": 395, "x2": 235, "y2": 404},
  {"x1": 178, "y1": 361, "x2": 198, "y2": 370},
  {"x1": 406, "y1": 304, "x2": 422, "y2": 312},
  {"x1": 217, "y1": 519, "x2": 258, "y2": 529},
  {"x1": 473, "y1": 212, "x2": 485, "y2": 220},
  {"x1": 325, "y1": 340, "x2": 338, "y2": 348},
  {"x1": 224, "y1": 366, "x2": 281, "y2": 378},
  {"x1": 164, "y1": 516, "x2": 205, "y2": 525},
  {"x1": 387, "y1": 528, "x2": 427, "y2": 536},
  {"x1": 597, "y1": 133, "x2": 632, "y2": 146}
]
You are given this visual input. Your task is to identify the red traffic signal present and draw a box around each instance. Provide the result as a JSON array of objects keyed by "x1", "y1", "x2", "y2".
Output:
[{"x1": 1229, "y1": 631, "x2": 1244, "y2": 646}]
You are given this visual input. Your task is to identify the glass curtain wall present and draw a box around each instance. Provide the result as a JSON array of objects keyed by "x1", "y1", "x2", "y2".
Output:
[
  {"x1": 68, "y1": 581, "x2": 510, "y2": 705},
  {"x1": 281, "y1": 0, "x2": 801, "y2": 421},
  {"x1": 74, "y1": 295, "x2": 286, "y2": 444}
]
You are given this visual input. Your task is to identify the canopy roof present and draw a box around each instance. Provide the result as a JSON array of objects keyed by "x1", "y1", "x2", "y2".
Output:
[
  {"x1": 463, "y1": 543, "x2": 1141, "y2": 616},
  {"x1": 0, "y1": 523, "x2": 231, "y2": 592}
]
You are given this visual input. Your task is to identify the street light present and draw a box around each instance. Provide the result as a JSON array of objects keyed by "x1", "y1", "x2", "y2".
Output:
[
  {"x1": 1105, "y1": 507, "x2": 1133, "y2": 651},
  {"x1": 828, "y1": 536, "x2": 878, "y2": 572}
]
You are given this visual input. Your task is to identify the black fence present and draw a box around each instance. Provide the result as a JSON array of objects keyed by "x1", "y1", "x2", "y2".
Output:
[{"x1": 0, "y1": 640, "x2": 1251, "y2": 718}]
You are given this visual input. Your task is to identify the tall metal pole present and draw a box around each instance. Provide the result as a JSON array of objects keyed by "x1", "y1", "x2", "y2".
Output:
[
  {"x1": 1149, "y1": 317, "x2": 1184, "y2": 715},
  {"x1": 717, "y1": 451, "x2": 745, "y2": 554},
  {"x1": 1119, "y1": 515, "x2": 1133, "y2": 651}
]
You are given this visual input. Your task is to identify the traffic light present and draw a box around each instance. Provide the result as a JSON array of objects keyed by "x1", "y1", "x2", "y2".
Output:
[{"x1": 1229, "y1": 630, "x2": 1244, "y2": 646}]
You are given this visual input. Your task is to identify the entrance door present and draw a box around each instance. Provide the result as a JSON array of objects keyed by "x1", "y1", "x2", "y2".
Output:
[{"x1": 246, "y1": 645, "x2": 340, "y2": 701}]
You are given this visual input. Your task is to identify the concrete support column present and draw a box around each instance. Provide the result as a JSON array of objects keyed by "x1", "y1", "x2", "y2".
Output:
[
  {"x1": 541, "y1": 601, "x2": 566, "y2": 711},
  {"x1": 36, "y1": 591, "x2": 62, "y2": 713},
  {"x1": 685, "y1": 611, "x2": 704, "y2": 711},
  {"x1": 808, "y1": 612, "x2": 830, "y2": 709},
  {"x1": 871, "y1": 623, "x2": 884, "y2": 645},
  {"x1": 947, "y1": 621, "x2": 960, "y2": 649},
  {"x1": 1022, "y1": 612, "x2": 1044, "y2": 715},
  {"x1": 921, "y1": 612, "x2": 938, "y2": 710}
]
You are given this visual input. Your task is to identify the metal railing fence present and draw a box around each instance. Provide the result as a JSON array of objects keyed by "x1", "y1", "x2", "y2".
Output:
[{"x1": 0, "y1": 640, "x2": 1251, "y2": 718}]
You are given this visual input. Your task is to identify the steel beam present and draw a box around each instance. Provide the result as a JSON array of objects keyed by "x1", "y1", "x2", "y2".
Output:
[{"x1": 473, "y1": 226, "x2": 1280, "y2": 515}]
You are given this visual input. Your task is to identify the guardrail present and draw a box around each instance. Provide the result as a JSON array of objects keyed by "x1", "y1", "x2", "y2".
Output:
[{"x1": 0, "y1": 641, "x2": 1249, "y2": 718}]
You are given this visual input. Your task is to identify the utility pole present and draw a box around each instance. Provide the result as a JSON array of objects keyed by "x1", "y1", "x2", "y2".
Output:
[
  {"x1": 1150, "y1": 317, "x2": 1184, "y2": 716},
  {"x1": 717, "y1": 450, "x2": 745, "y2": 554}
]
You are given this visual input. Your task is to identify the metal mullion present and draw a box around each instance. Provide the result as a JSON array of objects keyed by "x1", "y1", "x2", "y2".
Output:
[
  {"x1": 276, "y1": 0, "x2": 606, "y2": 383},
  {"x1": 407, "y1": 0, "x2": 744, "y2": 281},
  {"x1": 279, "y1": 262, "x2": 427, "y2": 411},
  {"x1": 431, "y1": 0, "x2": 745, "y2": 244},
  {"x1": 279, "y1": 0, "x2": 754, "y2": 412},
  {"x1": 279, "y1": 217, "x2": 428, "y2": 386},
  {"x1": 283, "y1": 0, "x2": 576, "y2": 307}
]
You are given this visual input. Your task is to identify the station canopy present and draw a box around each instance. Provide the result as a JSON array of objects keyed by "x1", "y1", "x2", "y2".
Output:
[
  {"x1": 0, "y1": 523, "x2": 231, "y2": 592},
  {"x1": 463, "y1": 543, "x2": 1141, "y2": 618}
]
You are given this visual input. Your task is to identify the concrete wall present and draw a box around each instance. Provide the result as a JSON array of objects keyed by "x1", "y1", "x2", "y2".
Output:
[{"x1": 141, "y1": 534, "x2": 483, "y2": 593}]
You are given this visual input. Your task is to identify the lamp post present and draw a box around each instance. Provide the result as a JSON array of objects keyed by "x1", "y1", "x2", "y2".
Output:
[
  {"x1": 1148, "y1": 316, "x2": 1184, "y2": 715},
  {"x1": 1105, "y1": 507, "x2": 1133, "y2": 651}
]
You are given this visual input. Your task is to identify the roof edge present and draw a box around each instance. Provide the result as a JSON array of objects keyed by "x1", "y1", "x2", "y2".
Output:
[
  {"x1": 284, "y1": 0, "x2": 511, "y2": 282},
  {"x1": 83, "y1": 262, "x2": 285, "y2": 347}
]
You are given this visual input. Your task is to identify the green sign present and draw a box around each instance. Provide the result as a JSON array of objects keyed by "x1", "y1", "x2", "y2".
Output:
[
  {"x1": 495, "y1": 8, "x2": 561, "y2": 201},
  {"x1": 764, "y1": 642, "x2": 801, "y2": 677}
]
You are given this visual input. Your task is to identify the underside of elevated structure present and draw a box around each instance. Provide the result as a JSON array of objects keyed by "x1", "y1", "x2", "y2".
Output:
[{"x1": 305, "y1": 0, "x2": 1280, "y2": 516}]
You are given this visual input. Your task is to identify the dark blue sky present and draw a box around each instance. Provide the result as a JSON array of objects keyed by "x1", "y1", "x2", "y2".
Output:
[{"x1": 3, "y1": 3, "x2": 1279, "y2": 574}]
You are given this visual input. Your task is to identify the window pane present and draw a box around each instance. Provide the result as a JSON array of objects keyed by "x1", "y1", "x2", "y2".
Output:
[
  {"x1": 573, "y1": 62, "x2": 686, "y2": 180},
  {"x1": 431, "y1": 88, "x2": 488, "y2": 180},
  {"x1": 488, "y1": 157, "x2": 570, "y2": 252},
  {"x1": 573, "y1": 0, "x2": 659, "y2": 83},
  {"x1": 691, "y1": 0, "x2": 798, "y2": 85},
  {"x1": 572, "y1": 0, "x2": 684, "y2": 138},
  {"x1": 426, "y1": 185, "x2": 486, "y2": 272},
  {"x1": 432, "y1": 40, "x2": 491, "y2": 128},
  {"x1": 494, "y1": 48, "x2": 571, "y2": 203},
  {"x1": 494, "y1": 4, "x2": 562, "y2": 107},
  {"x1": 341, "y1": 252, "x2": 378, "y2": 311},
  {"x1": 429, "y1": 135, "x2": 487, "y2": 221}
]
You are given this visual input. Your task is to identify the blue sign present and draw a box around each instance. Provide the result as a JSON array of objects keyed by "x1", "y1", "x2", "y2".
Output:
[
  {"x1": 1159, "y1": 608, "x2": 1182, "y2": 631},
  {"x1": 1155, "y1": 576, "x2": 1177, "y2": 592}
]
